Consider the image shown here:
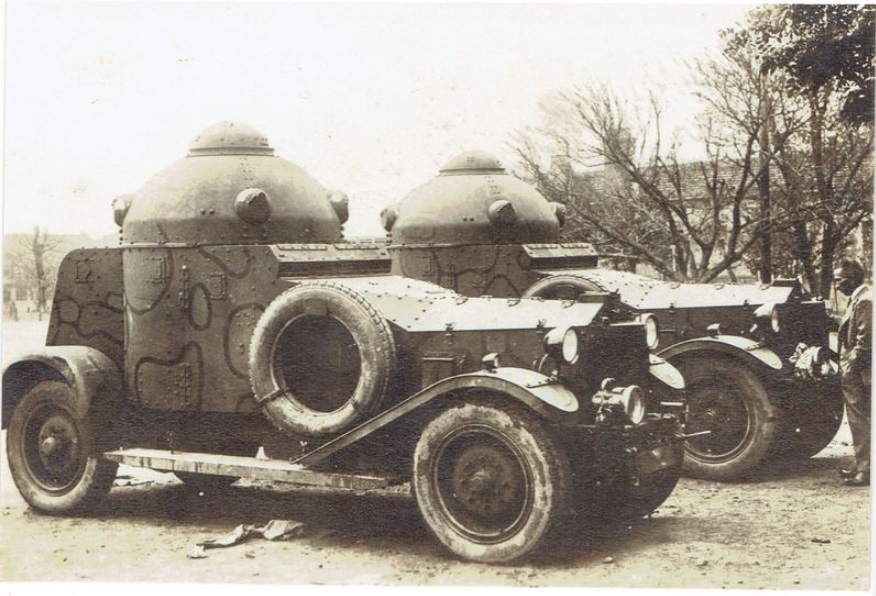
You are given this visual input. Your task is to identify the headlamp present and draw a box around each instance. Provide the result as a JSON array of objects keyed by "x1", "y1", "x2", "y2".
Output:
[
  {"x1": 753, "y1": 302, "x2": 780, "y2": 333},
  {"x1": 543, "y1": 327, "x2": 579, "y2": 365},
  {"x1": 619, "y1": 385, "x2": 646, "y2": 425},
  {"x1": 637, "y1": 313, "x2": 660, "y2": 349},
  {"x1": 592, "y1": 379, "x2": 647, "y2": 425}
]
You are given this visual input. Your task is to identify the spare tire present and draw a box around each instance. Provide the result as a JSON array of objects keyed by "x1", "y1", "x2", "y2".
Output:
[
  {"x1": 249, "y1": 282, "x2": 396, "y2": 438},
  {"x1": 522, "y1": 274, "x2": 604, "y2": 301}
]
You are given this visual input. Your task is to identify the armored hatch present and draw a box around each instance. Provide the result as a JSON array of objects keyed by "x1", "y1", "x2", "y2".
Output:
[
  {"x1": 118, "y1": 121, "x2": 347, "y2": 245},
  {"x1": 383, "y1": 150, "x2": 585, "y2": 296}
]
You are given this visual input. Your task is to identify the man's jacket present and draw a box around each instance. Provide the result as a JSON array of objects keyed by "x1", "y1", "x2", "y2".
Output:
[{"x1": 839, "y1": 284, "x2": 872, "y2": 385}]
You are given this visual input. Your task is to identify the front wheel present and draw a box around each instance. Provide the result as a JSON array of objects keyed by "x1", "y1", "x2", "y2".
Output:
[
  {"x1": 6, "y1": 380, "x2": 117, "y2": 513},
  {"x1": 671, "y1": 356, "x2": 777, "y2": 481},
  {"x1": 413, "y1": 400, "x2": 572, "y2": 564}
]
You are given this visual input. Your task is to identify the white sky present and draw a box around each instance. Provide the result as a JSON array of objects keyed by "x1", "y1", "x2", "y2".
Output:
[{"x1": 3, "y1": 2, "x2": 755, "y2": 241}]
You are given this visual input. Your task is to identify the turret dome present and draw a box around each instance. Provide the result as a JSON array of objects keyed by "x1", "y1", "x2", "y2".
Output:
[{"x1": 119, "y1": 122, "x2": 344, "y2": 245}]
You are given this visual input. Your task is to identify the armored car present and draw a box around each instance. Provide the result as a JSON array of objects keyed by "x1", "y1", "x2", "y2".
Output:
[
  {"x1": 2, "y1": 124, "x2": 685, "y2": 564},
  {"x1": 382, "y1": 150, "x2": 842, "y2": 482}
]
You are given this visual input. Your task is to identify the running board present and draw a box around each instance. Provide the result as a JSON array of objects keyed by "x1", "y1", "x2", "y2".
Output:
[{"x1": 103, "y1": 448, "x2": 391, "y2": 491}]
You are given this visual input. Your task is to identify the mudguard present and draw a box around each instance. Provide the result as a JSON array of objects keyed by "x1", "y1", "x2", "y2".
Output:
[
  {"x1": 294, "y1": 367, "x2": 578, "y2": 468},
  {"x1": 428, "y1": 367, "x2": 579, "y2": 418},
  {"x1": 658, "y1": 336, "x2": 783, "y2": 371},
  {"x1": 2, "y1": 346, "x2": 122, "y2": 430},
  {"x1": 649, "y1": 354, "x2": 686, "y2": 389}
]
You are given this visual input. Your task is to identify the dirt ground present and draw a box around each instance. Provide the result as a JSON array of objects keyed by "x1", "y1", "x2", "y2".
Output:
[{"x1": 0, "y1": 321, "x2": 871, "y2": 590}]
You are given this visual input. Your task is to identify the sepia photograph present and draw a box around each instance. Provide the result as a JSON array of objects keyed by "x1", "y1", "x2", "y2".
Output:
[{"x1": 1, "y1": 1, "x2": 872, "y2": 592}]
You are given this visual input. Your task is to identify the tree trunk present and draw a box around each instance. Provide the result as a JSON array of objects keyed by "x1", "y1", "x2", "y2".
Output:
[
  {"x1": 861, "y1": 214, "x2": 873, "y2": 282},
  {"x1": 819, "y1": 223, "x2": 837, "y2": 299},
  {"x1": 31, "y1": 227, "x2": 48, "y2": 321},
  {"x1": 809, "y1": 92, "x2": 834, "y2": 299},
  {"x1": 757, "y1": 98, "x2": 772, "y2": 284},
  {"x1": 792, "y1": 221, "x2": 818, "y2": 293}
]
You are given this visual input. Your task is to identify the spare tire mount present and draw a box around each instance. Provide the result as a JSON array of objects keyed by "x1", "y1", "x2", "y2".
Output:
[{"x1": 249, "y1": 281, "x2": 397, "y2": 438}]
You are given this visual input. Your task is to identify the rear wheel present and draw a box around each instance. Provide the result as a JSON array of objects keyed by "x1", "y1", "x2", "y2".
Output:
[
  {"x1": 671, "y1": 356, "x2": 777, "y2": 481},
  {"x1": 413, "y1": 400, "x2": 572, "y2": 563},
  {"x1": 6, "y1": 380, "x2": 117, "y2": 513}
]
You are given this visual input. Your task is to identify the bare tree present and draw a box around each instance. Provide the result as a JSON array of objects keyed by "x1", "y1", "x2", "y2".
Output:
[
  {"x1": 12, "y1": 227, "x2": 61, "y2": 320},
  {"x1": 512, "y1": 83, "x2": 769, "y2": 282},
  {"x1": 724, "y1": 7, "x2": 875, "y2": 295},
  {"x1": 513, "y1": 9, "x2": 873, "y2": 292},
  {"x1": 769, "y1": 87, "x2": 873, "y2": 294}
]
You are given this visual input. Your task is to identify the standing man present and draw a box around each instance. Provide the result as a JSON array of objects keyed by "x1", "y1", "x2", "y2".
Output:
[{"x1": 835, "y1": 259, "x2": 872, "y2": 487}]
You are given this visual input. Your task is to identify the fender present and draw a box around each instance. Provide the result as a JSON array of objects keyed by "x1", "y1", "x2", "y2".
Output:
[
  {"x1": 649, "y1": 354, "x2": 686, "y2": 389},
  {"x1": 2, "y1": 346, "x2": 122, "y2": 430},
  {"x1": 658, "y1": 336, "x2": 783, "y2": 371},
  {"x1": 432, "y1": 367, "x2": 579, "y2": 417},
  {"x1": 294, "y1": 367, "x2": 578, "y2": 468}
]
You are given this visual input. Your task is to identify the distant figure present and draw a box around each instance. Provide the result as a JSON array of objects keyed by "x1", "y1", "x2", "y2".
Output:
[
  {"x1": 7, "y1": 300, "x2": 18, "y2": 321},
  {"x1": 834, "y1": 259, "x2": 871, "y2": 487}
]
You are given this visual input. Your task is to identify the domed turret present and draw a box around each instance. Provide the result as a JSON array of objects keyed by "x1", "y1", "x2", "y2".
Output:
[
  {"x1": 119, "y1": 121, "x2": 345, "y2": 245},
  {"x1": 384, "y1": 150, "x2": 579, "y2": 297},
  {"x1": 383, "y1": 150, "x2": 562, "y2": 246}
]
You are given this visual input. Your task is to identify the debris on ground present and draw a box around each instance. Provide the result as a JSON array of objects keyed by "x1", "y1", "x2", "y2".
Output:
[
  {"x1": 811, "y1": 537, "x2": 831, "y2": 544},
  {"x1": 186, "y1": 545, "x2": 207, "y2": 559},
  {"x1": 188, "y1": 519, "x2": 306, "y2": 557},
  {"x1": 259, "y1": 519, "x2": 304, "y2": 541}
]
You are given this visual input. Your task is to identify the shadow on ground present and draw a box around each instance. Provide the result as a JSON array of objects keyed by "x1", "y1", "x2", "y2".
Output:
[
  {"x1": 19, "y1": 477, "x2": 698, "y2": 566},
  {"x1": 14, "y1": 449, "x2": 855, "y2": 569},
  {"x1": 737, "y1": 452, "x2": 849, "y2": 483}
]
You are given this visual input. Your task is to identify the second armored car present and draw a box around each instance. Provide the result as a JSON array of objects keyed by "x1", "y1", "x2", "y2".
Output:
[{"x1": 381, "y1": 150, "x2": 842, "y2": 481}]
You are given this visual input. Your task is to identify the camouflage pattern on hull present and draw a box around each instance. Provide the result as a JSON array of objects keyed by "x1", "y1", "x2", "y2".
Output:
[
  {"x1": 48, "y1": 249, "x2": 125, "y2": 369},
  {"x1": 389, "y1": 243, "x2": 597, "y2": 298}
]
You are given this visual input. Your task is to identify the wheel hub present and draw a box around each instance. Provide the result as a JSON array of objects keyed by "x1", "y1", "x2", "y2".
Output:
[
  {"x1": 687, "y1": 384, "x2": 750, "y2": 458},
  {"x1": 35, "y1": 415, "x2": 81, "y2": 477},
  {"x1": 694, "y1": 404, "x2": 728, "y2": 430},
  {"x1": 452, "y1": 445, "x2": 520, "y2": 518},
  {"x1": 39, "y1": 435, "x2": 60, "y2": 456}
]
